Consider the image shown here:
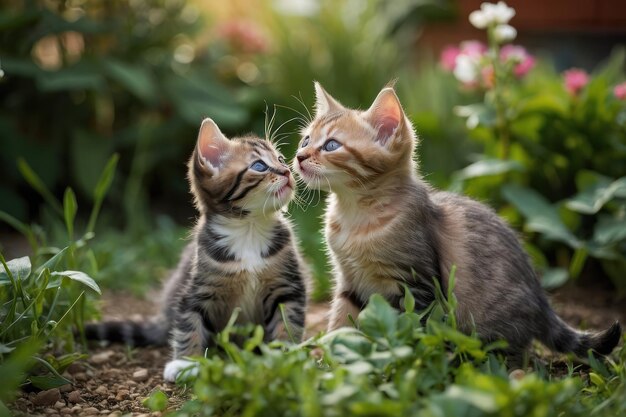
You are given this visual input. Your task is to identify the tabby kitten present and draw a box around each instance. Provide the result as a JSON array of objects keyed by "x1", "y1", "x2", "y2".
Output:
[
  {"x1": 87, "y1": 118, "x2": 309, "y2": 382},
  {"x1": 293, "y1": 82, "x2": 621, "y2": 360}
]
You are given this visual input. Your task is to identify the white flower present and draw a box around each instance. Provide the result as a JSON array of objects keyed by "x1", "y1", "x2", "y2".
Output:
[
  {"x1": 483, "y1": 2, "x2": 516, "y2": 24},
  {"x1": 453, "y1": 54, "x2": 480, "y2": 84},
  {"x1": 469, "y1": 1, "x2": 516, "y2": 29},
  {"x1": 493, "y1": 24, "x2": 517, "y2": 42},
  {"x1": 469, "y1": 10, "x2": 489, "y2": 29}
]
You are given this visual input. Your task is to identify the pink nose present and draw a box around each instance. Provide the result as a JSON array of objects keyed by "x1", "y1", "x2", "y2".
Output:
[{"x1": 297, "y1": 153, "x2": 310, "y2": 163}]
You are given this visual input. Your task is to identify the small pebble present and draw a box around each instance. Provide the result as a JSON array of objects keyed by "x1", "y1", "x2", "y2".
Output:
[
  {"x1": 74, "y1": 372, "x2": 88, "y2": 381},
  {"x1": 33, "y1": 389, "x2": 61, "y2": 406},
  {"x1": 132, "y1": 369, "x2": 149, "y2": 382},
  {"x1": 66, "y1": 363, "x2": 84, "y2": 375},
  {"x1": 95, "y1": 385, "x2": 108, "y2": 396},
  {"x1": 54, "y1": 400, "x2": 66, "y2": 409},
  {"x1": 509, "y1": 369, "x2": 526, "y2": 380},
  {"x1": 91, "y1": 350, "x2": 115, "y2": 365},
  {"x1": 59, "y1": 384, "x2": 73, "y2": 393},
  {"x1": 115, "y1": 390, "x2": 130, "y2": 401},
  {"x1": 44, "y1": 408, "x2": 57, "y2": 415},
  {"x1": 60, "y1": 407, "x2": 72, "y2": 415},
  {"x1": 83, "y1": 407, "x2": 100, "y2": 415},
  {"x1": 68, "y1": 390, "x2": 82, "y2": 403}
]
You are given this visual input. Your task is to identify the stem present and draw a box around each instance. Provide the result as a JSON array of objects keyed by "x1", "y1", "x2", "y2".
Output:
[{"x1": 488, "y1": 27, "x2": 511, "y2": 160}]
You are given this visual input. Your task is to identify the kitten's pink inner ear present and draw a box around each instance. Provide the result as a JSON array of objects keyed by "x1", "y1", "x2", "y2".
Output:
[
  {"x1": 366, "y1": 89, "x2": 403, "y2": 145},
  {"x1": 197, "y1": 118, "x2": 229, "y2": 170}
]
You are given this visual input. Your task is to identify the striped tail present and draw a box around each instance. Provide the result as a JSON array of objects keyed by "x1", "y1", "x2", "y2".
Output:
[
  {"x1": 540, "y1": 311, "x2": 622, "y2": 357},
  {"x1": 84, "y1": 316, "x2": 169, "y2": 347}
]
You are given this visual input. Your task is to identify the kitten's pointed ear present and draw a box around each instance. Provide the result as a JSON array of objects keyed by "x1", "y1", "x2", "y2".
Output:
[
  {"x1": 197, "y1": 118, "x2": 230, "y2": 171},
  {"x1": 364, "y1": 88, "x2": 405, "y2": 146},
  {"x1": 314, "y1": 81, "x2": 344, "y2": 116}
]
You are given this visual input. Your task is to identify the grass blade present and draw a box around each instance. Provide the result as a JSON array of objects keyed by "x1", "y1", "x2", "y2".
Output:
[
  {"x1": 17, "y1": 158, "x2": 63, "y2": 216},
  {"x1": 87, "y1": 153, "x2": 119, "y2": 234}
]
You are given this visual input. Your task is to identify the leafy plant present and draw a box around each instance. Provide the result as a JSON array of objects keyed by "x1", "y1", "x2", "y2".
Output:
[
  {"x1": 165, "y1": 276, "x2": 626, "y2": 417},
  {"x1": 0, "y1": 154, "x2": 117, "y2": 405},
  {"x1": 443, "y1": 2, "x2": 626, "y2": 294}
]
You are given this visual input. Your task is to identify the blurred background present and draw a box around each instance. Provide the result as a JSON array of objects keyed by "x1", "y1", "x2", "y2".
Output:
[{"x1": 1, "y1": 0, "x2": 626, "y2": 301}]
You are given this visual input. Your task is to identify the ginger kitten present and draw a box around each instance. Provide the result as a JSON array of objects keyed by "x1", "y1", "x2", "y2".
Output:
[
  {"x1": 87, "y1": 119, "x2": 309, "y2": 381},
  {"x1": 293, "y1": 82, "x2": 621, "y2": 361}
]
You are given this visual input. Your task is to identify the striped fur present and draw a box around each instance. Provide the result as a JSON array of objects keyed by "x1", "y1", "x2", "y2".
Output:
[
  {"x1": 294, "y1": 83, "x2": 621, "y2": 361},
  {"x1": 87, "y1": 119, "x2": 309, "y2": 382}
]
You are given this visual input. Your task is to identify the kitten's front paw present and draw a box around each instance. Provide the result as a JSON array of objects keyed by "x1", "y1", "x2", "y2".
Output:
[{"x1": 163, "y1": 359, "x2": 199, "y2": 382}]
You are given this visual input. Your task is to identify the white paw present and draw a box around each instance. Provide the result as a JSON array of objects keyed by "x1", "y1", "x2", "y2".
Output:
[{"x1": 163, "y1": 359, "x2": 199, "y2": 382}]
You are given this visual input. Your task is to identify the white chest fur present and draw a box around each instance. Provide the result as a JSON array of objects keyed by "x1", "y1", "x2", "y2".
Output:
[{"x1": 210, "y1": 214, "x2": 278, "y2": 272}]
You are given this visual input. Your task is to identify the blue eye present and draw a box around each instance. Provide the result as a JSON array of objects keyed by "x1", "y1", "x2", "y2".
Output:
[
  {"x1": 323, "y1": 139, "x2": 342, "y2": 152},
  {"x1": 301, "y1": 136, "x2": 309, "y2": 148},
  {"x1": 250, "y1": 160, "x2": 269, "y2": 172}
]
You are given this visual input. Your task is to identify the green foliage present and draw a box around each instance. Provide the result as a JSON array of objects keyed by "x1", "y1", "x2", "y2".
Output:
[
  {"x1": 0, "y1": 155, "x2": 116, "y2": 405},
  {"x1": 454, "y1": 51, "x2": 626, "y2": 295},
  {"x1": 143, "y1": 390, "x2": 169, "y2": 412},
  {"x1": 0, "y1": 0, "x2": 250, "y2": 231},
  {"x1": 168, "y1": 285, "x2": 626, "y2": 417}
]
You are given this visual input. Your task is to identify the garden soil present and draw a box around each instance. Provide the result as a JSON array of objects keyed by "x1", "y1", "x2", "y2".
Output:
[{"x1": 9, "y1": 286, "x2": 626, "y2": 416}]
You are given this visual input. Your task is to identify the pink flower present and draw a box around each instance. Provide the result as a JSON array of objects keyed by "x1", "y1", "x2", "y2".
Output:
[
  {"x1": 563, "y1": 68, "x2": 589, "y2": 96},
  {"x1": 440, "y1": 45, "x2": 460, "y2": 71},
  {"x1": 215, "y1": 20, "x2": 269, "y2": 54},
  {"x1": 500, "y1": 45, "x2": 535, "y2": 78},
  {"x1": 460, "y1": 40, "x2": 488, "y2": 58},
  {"x1": 614, "y1": 82, "x2": 626, "y2": 100}
]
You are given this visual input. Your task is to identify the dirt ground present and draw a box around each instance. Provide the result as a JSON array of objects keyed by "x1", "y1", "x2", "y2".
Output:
[{"x1": 9, "y1": 284, "x2": 626, "y2": 416}]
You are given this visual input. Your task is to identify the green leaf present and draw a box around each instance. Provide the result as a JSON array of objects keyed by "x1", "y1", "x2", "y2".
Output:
[
  {"x1": 143, "y1": 390, "x2": 168, "y2": 412},
  {"x1": 0, "y1": 256, "x2": 31, "y2": 284},
  {"x1": 36, "y1": 63, "x2": 105, "y2": 92},
  {"x1": 517, "y1": 94, "x2": 568, "y2": 116},
  {"x1": 540, "y1": 268, "x2": 568, "y2": 290},
  {"x1": 17, "y1": 158, "x2": 63, "y2": 215},
  {"x1": 104, "y1": 60, "x2": 157, "y2": 103},
  {"x1": 403, "y1": 285, "x2": 415, "y2": 314},
  {"x1": 0, "y1": 341, "x2": 41, "y2": 402},
  {"x1": 29, "y1": 374, "x2": 72, "y2": 390},
  {"x1": 566, "y1": 176, "x2": 626, "y2": 214},
  {"x1": 63, "y1": 188, "x2": 77, "y2": 239},
  {"x1": 502, "y1": 184, "x2": 580, "y2": 248},
  {"x1": 51, "y1": 271, "x2": 101, "y2": 294},
  {"x1": 454, "y1": 159, "x2": 524, "y2": 181},
  {"x1": 442, "y1": 385, "x2": 498, "y2": 413},
  {"x1": 0, "y1": 344, "x2": 14, "y2": 354},
  {"x1": 359, "y1": 294, "x2": 397, "y2": 339},
  {"x1": 87, "y1": 153, "x2": 119, "y2": 234},
  {"x1": 36, "y1": 247, "x2": 68, "y2": 275},
  {"x1": 593, "y1": 215, "x2": 626, "y2": 245}
]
